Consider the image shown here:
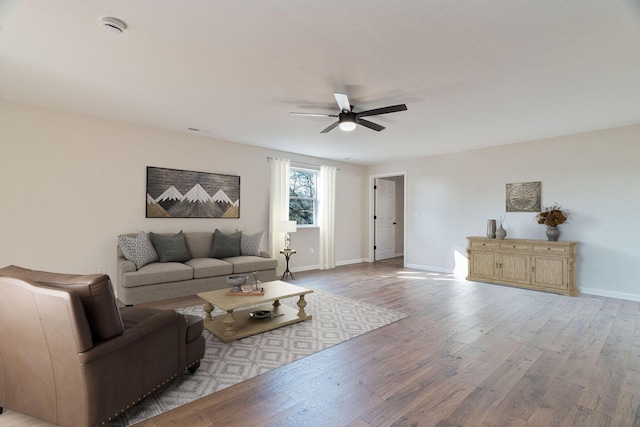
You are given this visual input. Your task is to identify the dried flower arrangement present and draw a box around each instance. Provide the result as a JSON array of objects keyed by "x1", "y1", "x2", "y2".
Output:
[{"x1": 535, "y1": 203, "x2": 569, "y2": 227}]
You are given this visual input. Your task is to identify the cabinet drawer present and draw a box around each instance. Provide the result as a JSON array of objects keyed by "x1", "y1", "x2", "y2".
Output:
[
  {"x1": 532, "y1": 245, "x2": 569, "y2": 255},
  {"x1": 471, "y1": 241, "x2": 499, "y2": 249},
  {"x1": 499, "y1": 242, "x2": 531, "y2": 251}
]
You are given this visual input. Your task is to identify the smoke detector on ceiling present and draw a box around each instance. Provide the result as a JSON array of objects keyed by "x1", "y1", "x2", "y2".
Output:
[{"x1": 99, "y1": 16, "x2": 127, "y2": 33}]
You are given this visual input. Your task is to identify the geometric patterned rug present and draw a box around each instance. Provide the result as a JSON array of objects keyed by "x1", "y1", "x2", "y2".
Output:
[{"x1": 106, "y1": 290, "x2": 407, "y2": 426}]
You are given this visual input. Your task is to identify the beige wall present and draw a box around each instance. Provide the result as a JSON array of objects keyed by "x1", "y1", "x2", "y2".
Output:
[
  {"x1": 0, "y1": 100, "x2": 367, "y2": 281},
  {"x1": 4, "y1": 99, "x2": 640, "y2": 300},
  {"x1": 367, "y1": 124, "x2": 640, "y2": 300}
]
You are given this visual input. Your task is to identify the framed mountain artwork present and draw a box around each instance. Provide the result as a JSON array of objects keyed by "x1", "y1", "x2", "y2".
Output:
[{"x1": 146, "y1": 166, "x2": 240, "y2": 218}]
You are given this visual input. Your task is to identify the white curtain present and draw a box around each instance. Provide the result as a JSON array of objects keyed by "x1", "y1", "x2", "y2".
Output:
[
  {"x1": 269, "y1": 158, "x2": 290, "y2": 276},
  {"x1": 318, "y1": 165, "x2": 337, "y2": 270}
]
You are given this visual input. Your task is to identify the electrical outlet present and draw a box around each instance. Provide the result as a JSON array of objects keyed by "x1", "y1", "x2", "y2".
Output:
[
  {"x1": 98, "y1": 265, "x2": 106, "y2": 274},
  {"x1": 309, "y1": 248, "x2": 314, "y2": 254}
]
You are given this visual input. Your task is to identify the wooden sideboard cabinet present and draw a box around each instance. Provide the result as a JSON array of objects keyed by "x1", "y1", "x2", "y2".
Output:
[{"x1": 466, "y1": 237, "x2": 578, "y2": 296}]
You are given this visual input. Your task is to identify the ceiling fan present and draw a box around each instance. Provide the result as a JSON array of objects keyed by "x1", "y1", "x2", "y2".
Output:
[{"x1": 290, "y1": 93, "x2": 407, "y2": 133}]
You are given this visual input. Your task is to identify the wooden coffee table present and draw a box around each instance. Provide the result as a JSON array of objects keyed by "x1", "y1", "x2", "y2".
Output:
[{"x1": 197, "y1": 280, "x2": 313, "y2": 343}]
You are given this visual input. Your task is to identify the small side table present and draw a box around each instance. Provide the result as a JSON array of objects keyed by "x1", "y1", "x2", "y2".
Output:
[{"x1": 280, "y1": 249, "x2": 296, "y2": 280}]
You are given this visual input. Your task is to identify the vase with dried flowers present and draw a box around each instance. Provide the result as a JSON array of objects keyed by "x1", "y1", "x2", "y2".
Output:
[{"x1": 535, "y1": 203, "x2": 569, "y2": 241}]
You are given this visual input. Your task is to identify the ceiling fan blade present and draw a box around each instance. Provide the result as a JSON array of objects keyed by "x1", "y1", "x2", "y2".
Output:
[
  {"x1": 334, "y1": 93, "x2": 351, "y2": 112},
  {"x1": 289, "y1": 112, "x2": 337, "y2": 117},
  {"x1": 320, "y1": 121, "x2": 340, "y2": 133},
  {"x1": 357, "y1": 118, "x2": 385, "y2": 132},
  {"x1": 356, "y1": 104, "x2": 407, "y2": 118}
]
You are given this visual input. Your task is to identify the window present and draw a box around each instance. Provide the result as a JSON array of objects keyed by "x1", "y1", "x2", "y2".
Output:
[{"x1": 289, "y1": 167, "x2": 317, "y2": 225}]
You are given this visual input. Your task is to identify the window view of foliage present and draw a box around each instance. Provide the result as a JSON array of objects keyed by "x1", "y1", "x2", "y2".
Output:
[{"x1": 289, "y1": 168, "x2": 316, "y2": 225}]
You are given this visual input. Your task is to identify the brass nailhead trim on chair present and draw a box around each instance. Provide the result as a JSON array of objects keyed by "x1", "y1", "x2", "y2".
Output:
[{"x1": 96, "y1": 359, "x2": 202, "y2": 426}]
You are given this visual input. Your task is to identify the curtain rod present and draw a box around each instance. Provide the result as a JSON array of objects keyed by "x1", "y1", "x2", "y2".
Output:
[{"x1": 266, "y1": 156, "x2": 339, "y2": 170}]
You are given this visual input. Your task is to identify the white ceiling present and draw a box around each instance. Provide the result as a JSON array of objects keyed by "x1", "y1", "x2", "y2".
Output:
[{"x1": 2, "y1": 1, "x2": 640, "y2": 165}]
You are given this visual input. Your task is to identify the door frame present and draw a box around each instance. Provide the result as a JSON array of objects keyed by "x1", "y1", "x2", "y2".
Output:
[{"x1": 368, "y1": 171, "x2": 407, "y2": 263}]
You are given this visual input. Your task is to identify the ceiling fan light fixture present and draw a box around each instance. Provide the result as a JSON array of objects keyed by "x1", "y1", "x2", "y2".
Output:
[
  {"x1": 338, "y1": 114, "x2": 356, "y2": 131},
  {"x1": 339, "y1": 121, "x2": 356, "y2": 131},
  {"x1": 291, "y1": 92, "x2": 407, "y2": 133}
]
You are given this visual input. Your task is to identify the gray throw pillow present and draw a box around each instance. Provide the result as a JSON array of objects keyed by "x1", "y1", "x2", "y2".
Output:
[
  {"x1": 118, "y1": 231, "x2": 159, "y2": 269},
  {"x1": 210, "y1": 229, "x2": 241, "y2": 258},
  {"x1": 149, "y1": 231, "x2": 191, "y2": 263},
  {"x1": 240, "y1": 230, "x2": 264, "y2": 256}
]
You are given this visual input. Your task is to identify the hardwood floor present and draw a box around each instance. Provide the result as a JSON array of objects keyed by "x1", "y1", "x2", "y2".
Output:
[{"x1": 4, "y1": 259, "x2": 640, "y2": 426}]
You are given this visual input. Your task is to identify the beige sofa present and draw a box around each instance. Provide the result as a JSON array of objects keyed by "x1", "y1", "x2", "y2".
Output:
[{"x1": 117, "y1": 231, "x2": 277, "y2": 305}]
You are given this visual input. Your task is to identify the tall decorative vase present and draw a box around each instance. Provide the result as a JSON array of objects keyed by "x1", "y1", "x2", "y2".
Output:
[
  {"x1": 495, "y1": 224, "x2": 507, "y2": 240},
  {"x1": 546, "y1": 226, "x2": 560, "y2": 241},
  {"x1": 487, "y1": 220, "x2": 496, "y2": 238}
]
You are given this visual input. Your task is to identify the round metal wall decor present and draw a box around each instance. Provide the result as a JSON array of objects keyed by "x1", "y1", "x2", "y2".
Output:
[{"x1": 506, "y1": 181, "x2": 541, "y2": 212}]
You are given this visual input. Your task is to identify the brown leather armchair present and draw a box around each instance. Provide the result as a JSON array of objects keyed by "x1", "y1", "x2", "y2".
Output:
[{"x1": 0, "y1": 265, "x2": 205, "y2": 427}]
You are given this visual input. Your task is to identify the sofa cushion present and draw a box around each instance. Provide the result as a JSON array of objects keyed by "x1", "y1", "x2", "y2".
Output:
[
  {"x1": 183, "y1": 232, "x2": 214, "y2": 259},
  {"x1": 210, "y1": 229, "x2": 241, "y2": 258},
  {"x1": 122, "y1": 262, "x2": 193, "y2": 287},
  {"x1": 184, "y1": 257, "x2": 233, "y2": 279},
  {"x1": 150, "y1": 231, "x2": 191, "y2": 263},
  {"x1": 0, "y1": 265, "x2": 124, "y2": 342},
  {"x1": 224, "y1": 256, "x2": 278, "y2": 274},
  {"x1": 118, "y1": 231, "x2": 159, "y2": 269},
  {"x1": 240, "y1": 230, "x2": 265, "y2": 256}
]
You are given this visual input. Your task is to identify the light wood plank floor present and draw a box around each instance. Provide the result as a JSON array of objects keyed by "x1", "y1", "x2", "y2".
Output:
[{"x1": 4, "y1": 259, "x2": 640, "y2": 426}]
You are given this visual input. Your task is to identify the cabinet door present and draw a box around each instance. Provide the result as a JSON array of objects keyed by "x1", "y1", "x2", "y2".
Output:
[
  {"x1": 531, "y1": 256, "x2": 568, "y2": 290},
  {"x1": 469, "y1": 250, "x2": 497, "y2": 280},
  {"x1": 498, "y1": 253, "x2": 530, "y2": 285}
]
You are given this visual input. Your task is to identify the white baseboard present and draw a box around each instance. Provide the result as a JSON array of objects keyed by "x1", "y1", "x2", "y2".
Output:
[
  {"x1": 337, "y1": 258, "x2": 368, "y2": 266},
  {"x1": 579, "y1": 287, "x2": 640, "y2": 302},
  {"x1": 290, "y1": 264, "x2": 318, "y2": 273},
  {"x1": 289, "y1": 258, "x2": 368, "y2": 273},
  {"x1": 404, "y1": 263, "x2": 454, "y2": 275}
]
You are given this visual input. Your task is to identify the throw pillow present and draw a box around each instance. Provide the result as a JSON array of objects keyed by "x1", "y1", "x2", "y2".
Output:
[
  {"x1": 210, "y1": 229, "x2": 241, "y2": 258},
  {"x1": 240, "y1": 230, "x2": 264, "y2": 256},
  {"x1": 149, "y1": 231, "x2": 191, "y2": 263},
  {"x1": 118, "y1": 231, "x2": 159, "y2": 269}
]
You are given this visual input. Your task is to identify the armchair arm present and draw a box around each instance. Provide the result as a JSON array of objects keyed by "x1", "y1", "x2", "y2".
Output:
[
  {"x1": 78, "y1": 308, "x2": 182, "y2": 364},
  {"x1": 260, "y1": 250, "x2": 272, "y2": 258},
  {"x1": 76, "y1": 308, "x2": 187, "y2": 426}
]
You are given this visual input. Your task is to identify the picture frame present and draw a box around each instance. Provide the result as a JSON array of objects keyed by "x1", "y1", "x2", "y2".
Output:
[
  {"x1": 505, "y1": 181, "x2": 541, "y2": 212},
  {"x1": 146, "y1": 166, "x2": 240, "y2": 218}
]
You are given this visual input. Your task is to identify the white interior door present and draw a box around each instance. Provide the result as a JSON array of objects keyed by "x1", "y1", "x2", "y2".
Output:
[{"x1": 375, "y1": 178, "x2": 396, "y2": 260}]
